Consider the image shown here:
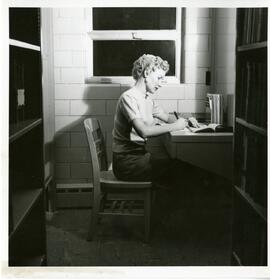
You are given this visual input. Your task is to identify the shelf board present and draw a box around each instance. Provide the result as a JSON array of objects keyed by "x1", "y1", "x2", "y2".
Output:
[
  {"x1": 232, "y1": 251, "x2": 242, "y2": 266},
  {"x1": 9, "y1": 39, "x2": 41, "y2": 51},
  {"x1": 234, "y1": 185, "x2": 267, "y2": 222},
  {"x1": 235, "y1": 118, "x2": 267, "y2": 136},
  {"x1": 10, "y1": 188, "x2": 43, "y2": 238},
  {"x1": 9, "y1": 118, "x2": 42, "y2": 143},
  {"x1": 237, "y1": 41, "x2": 267, "y2": 52},
  {"x1": 10, "y1": 254, "x2": 46, "y2": 266}
]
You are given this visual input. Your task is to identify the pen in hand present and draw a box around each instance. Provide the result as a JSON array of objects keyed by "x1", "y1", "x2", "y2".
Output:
[{"x1": 174, "y1": 111, "x2": 191, "y2": 130}]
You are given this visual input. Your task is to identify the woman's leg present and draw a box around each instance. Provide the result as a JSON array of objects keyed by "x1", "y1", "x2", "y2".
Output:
[{"x1": 112, "y1": 152, "x2": 152, "y2": 181}]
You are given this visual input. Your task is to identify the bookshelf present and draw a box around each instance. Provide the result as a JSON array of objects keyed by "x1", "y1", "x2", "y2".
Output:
[
  {"x1": 9, "y1": 8, "x2": 47, "y2": 266},
  {"x1": 231, "y1": 8, "x2": 267, "y2": 266}
]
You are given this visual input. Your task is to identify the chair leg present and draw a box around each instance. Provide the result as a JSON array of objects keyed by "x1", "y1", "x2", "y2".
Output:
[
  {"x1": 144, "y1": 190, "x2": 151, "y2": 243},
  {"x1": 87, "y1": 196, "x2": 100, "y2": 241},
  {"x1": 98, "y1": 193, "x2": 107, "y2": 224}
]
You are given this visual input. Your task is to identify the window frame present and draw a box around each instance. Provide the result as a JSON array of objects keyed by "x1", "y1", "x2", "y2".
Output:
[{"x1": 86, "y1": 7, "x2": 182, "y2": 84}]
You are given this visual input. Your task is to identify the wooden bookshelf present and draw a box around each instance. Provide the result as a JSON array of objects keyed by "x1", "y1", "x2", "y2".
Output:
[
  {"x1": 234, "y1": 186, "x2": 266, "y2": 222},
  {"x1": 9, "y1": 39, "x2": 41, "y2": 51},
  {"x1": 10, "y1": 188, "x2": 43, "y2": 238},
  {"x1": 9, "y1": 8, "x2": 47, "y2": 266},
  {"x1": 9, "y1": 118, "x2": 42, "y2": 142},
  {"x1": 235, "y1": 117, "x2": 267, "y2": 136},
  {"x1": 237, "y1": 41, "x2": 267, "y2": 52},
  {"x1": 231, "y1": 7, "x2": 267, "y2": 266}
]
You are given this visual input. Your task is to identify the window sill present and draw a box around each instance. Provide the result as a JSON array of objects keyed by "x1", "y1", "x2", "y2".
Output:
[{"x1": 85, "y1": 76, "x2": 181, "y2": 85}]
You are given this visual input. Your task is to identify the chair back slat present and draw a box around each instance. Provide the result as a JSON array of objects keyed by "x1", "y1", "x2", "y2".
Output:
[{"x1": 84, "y1": 118, "x2": 108, "y2": 195}]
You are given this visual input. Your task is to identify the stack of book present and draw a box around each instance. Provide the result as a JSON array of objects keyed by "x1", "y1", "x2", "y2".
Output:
[
  {"x1": 239, "y1": 8, "x2": 268, "y2": 45},
  {"x1": 234, "y1": 126, "x2": 267, "y2": 208},
  {"x1": 236, "y1": 60, "x2": 267, "y2": 128}
]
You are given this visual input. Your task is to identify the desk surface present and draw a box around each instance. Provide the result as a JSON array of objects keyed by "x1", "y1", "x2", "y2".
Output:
[{"x1": 170, "y1": 130, "x2": 233, "y2": 143}]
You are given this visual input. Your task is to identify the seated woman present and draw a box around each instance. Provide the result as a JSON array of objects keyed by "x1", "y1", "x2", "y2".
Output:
[{"x1": 112, "y1": 54, "x2": 201, "y2": 189}]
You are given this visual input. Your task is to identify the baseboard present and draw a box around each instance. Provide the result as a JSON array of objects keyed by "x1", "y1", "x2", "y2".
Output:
[{"x1": 56, "y1": 183, "x2": 93, "y2": 209}]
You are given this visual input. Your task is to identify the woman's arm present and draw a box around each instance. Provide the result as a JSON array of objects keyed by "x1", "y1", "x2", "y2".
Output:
[
  {"x1": 132, "y1": 118, "x2": 186, "y2": 139},
  {"x1": 153, "y1": 111, "x2": 178, "y2": 124}
]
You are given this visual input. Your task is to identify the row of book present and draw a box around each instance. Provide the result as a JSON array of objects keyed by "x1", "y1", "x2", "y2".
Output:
[
  {"x1": 232, "y1": 193, "x2": 267, "y2": 265},
  {"x1": 239, "y1": 8, "x2": 268, "y2": 45},
  {"x1": 236, "y1": 60, "x2": 267, "y2": 128},
  {"x1": 234, "y1": 127, "x2": 267, "y2": 208}
]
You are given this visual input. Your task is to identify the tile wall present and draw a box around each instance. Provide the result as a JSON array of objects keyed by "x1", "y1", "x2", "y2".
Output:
[{"x1": 52, "y1": 8, "x2": 235, "y2": 184}]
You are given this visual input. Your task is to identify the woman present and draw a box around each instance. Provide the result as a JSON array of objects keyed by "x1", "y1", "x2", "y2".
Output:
[{"x1": 112, "y1": 54, "x2": 199, "y2": 187}]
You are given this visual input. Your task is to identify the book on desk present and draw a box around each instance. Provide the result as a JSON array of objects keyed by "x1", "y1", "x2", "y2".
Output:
[{"x1": 187, "y1": 123, "x2": 233, "y2": 133}]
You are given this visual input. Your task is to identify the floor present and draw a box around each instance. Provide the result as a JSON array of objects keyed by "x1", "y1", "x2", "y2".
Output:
[{"x1": 46, "y1": 178, "x2": 233, "y2": 266}]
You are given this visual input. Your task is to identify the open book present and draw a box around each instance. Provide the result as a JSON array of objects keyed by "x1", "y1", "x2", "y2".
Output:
[{"x1": 188, "y1": 123, "x2": 233, "y2": 133}]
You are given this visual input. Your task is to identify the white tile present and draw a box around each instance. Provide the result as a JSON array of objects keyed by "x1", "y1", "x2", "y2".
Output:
[
  {"x1": 216, "y1": 67, "x2": 236, "y2": 84},
  {"x1": 185, "y1": 35, "x2": 209, "y2": 51},
  {"x1": 215, "y1": 35, "x2": 236, "y2": 52},
  {"x1": 55, "y1": 84, "x2": 85, "y2": 99},
  {"x1": 98, "y1": 116, "x2": 114, "y2": 132},
  {"x1": 61, "y1": 68, "x2": 85, "y2": 83},
  {"x1": 185, "y1": 52, "x2": 211, "y2": 67},
  {"x1": 158, "y1": 100, "x2": 178, "y2": 113},
  {"x1": 54, "y1": 51, "x2": 73, "y2": 67},
  {"x1": 185, "y1": 84, "x2": 209, "y2": 100},
  {"x1": 154, "y1": 85, "x2": 185, "y2": 100},
  {"x1": 56, "y1": 148, "x2": 70, "y2": 162},
  {"x1": 216, "y1": 51, "x2": 235, "y2": 68},
  {"x1": 53, "y1": 18, "x2": 86, "y2": 34},
  {"x1": 216, "y1": 18, "x2": 236, "y2": 35},
  {"x1": 69, "y1": 148, "x2": 90, "y2": 162},
  {"x1": 70, "y1": 132, "x2": 88, "y2": 147},
  {"x1": 83, "y1": 84, "x2": 121, "y2": 99},
  {"x1": 216, "y1": 8, "x2": 236, "y2": 18},
  {"x1": 185, "y1": 67, "x2": 208, "y2": 84},
  {"x1": 71, "y1": 163, "x2": 92, "y2": 179},
  {"x1": 55, "y1": 115, "x2": 83, "y2": 132},
  {"x1": 55, "y1": 163, "x2": 70, "y2": 179},
  {"x1": 215, "y1": 83, "x2": 235, "y2": 95},
  {"x1": 186, "y1": 8, "x2": 210, "y2": 18},
  {"x1": 54, "y1": 34, "x2": 86, "y2": 51},
  {"x1": 178, "y1": 100, "x2": 206, "y2": 113},
  {"x1": 59, "y1": 8, "x2": 85, "y2": 18},
  {"x1": 186, "y1": 18, "x2": 211, "y2": 34},
  {"x1": 70, "y1": 100, "x2": 106, "y2": 115},
  {"x1": 55, "y1": 132, "x2": 70, "y2": 147},
  {"x1": 53, "y1": 8, "x2": 60, "y2": 19},
  {"x1": 72, "y1": 51, "x2": 85, "y2": 67},
  {"x1": 226, "y1": 94, "x2": 235, "y2": 126},
  {"x1": 69, "y1": 119, "x2": 85, "y2": 132},
  {"x1": 121, "y1": 84, "x2": 132, "y2": 93},
  {"x1": 54, "y1": 68, "x2": 61, "y2": 83},
  {"x1": 55, "y1": 100, "x2": 70, "y2": 115},
  {"x1": 106, "y1": 100, "x2": 118, "y2": 115}
]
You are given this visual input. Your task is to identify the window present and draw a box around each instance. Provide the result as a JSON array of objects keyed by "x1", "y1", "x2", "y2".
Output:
[{"x1": 87, "y1": 7, "x2": 182, "y2": 83}]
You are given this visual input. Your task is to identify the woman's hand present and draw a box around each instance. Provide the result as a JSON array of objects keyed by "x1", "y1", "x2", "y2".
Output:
[
  {"x1": 172, "y1": 117, "x2": 187, "y2": 131},
  {"x1": 188, "y1": 117, "x2": 200, "y2": 128}
]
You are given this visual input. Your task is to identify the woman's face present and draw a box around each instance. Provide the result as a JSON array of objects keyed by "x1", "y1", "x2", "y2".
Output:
[{"x1": 145, "y1": 68, "x2": 166, "y2": 94}]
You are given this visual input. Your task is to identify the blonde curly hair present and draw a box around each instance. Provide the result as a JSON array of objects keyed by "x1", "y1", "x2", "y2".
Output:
[{"x1": 132, "y1": 54, "x2": 169, "y2": 81}]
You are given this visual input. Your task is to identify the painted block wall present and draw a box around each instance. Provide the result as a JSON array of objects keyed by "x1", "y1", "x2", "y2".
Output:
[
  {"x1": 212, "y1": 8, "x2": 236, "y2": 126},
  {"x1": 52, "y1": 8, "x2": 235, "y2": 184}
]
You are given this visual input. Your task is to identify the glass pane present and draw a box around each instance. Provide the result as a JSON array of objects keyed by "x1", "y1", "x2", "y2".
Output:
[
  {"x1": 93, "y1": 40, "x2": 175, "y2": 76},
  {"x1": 93, "y1": 8, "x2": 176, "y2": 30}
]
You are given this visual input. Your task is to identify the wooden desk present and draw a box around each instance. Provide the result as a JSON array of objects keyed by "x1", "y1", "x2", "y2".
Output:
[{"x1": 163, "y1": 130, "x2": 234, "y2": 180}]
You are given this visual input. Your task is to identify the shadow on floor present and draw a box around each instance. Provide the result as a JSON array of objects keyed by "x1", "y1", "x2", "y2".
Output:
[{"x1": 46, "y1": 180, "x2": 233, "y2": 266}]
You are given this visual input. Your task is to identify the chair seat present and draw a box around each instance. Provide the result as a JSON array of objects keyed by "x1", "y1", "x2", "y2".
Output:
[{"x1": 100, "y1": 170, "x2": 152, "y2": 189}]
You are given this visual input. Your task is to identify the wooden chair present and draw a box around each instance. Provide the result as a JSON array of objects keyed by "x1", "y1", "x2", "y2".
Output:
[{"x1": 84, "y1": 118, "x2": 152, "y2": 242}]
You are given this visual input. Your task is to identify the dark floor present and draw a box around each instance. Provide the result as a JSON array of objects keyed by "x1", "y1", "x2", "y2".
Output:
[{"x1": 46, "y1": 179, "x2": 233, "y2": 266}]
